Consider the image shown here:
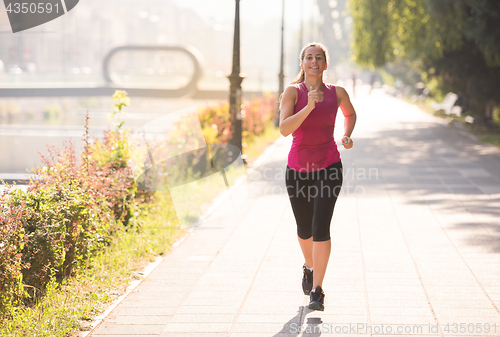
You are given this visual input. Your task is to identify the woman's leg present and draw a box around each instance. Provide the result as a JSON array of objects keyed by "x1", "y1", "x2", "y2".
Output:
[
  {"x1": 286, "y1": 165, "x2": 315, "y2": 256},
  {"x1": 298, "y1": 235, "x2": 331, "y2": 289},
  {"x1": 311, "y1": 161, "x2": 343, "y2": 289},
  {"x1": 298, "y1": 236, "x2": 313, "y2": 268},
  {"x1": 312, "y1": 240, "x2": 331, "y2": 288},
  {"x1": 286, "y1": 165, "x2": 316, "y2": 294}
]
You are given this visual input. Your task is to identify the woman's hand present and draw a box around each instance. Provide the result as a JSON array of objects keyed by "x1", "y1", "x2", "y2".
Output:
[
  {"x1": 336, "y1": 86, "x2": 356, "y2": 150},
  {"x1": 307, "y1": 85, "x2": 320, "y2": 109},
  {"x1": 342, "y1": 135, "x2": 353, "y2": 149}
]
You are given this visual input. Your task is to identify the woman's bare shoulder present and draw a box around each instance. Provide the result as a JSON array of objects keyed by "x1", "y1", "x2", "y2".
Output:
[
  {"x1": 280, "y1": 85, "x2": 299, "y2": 115},
  {"x1": 285, "y1": 83, "x2": 300, "y2": 92},
  {"x1": 283, "y1": 84, "x2": 299, "y2": 99},
  {"x1": 324, "y1": 82, "x2": 345, "y2": 92},
  {"x1": 333, "y1": 85, "x2": 349, "y2": 101},
  {"x1": 329, "y1": 84, "x2": 346, "y2": 93}
]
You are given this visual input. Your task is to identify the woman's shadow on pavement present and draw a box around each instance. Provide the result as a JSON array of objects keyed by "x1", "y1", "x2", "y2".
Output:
[{"x1": 272, "y1": 306, "x2": 323, "y2": 336}]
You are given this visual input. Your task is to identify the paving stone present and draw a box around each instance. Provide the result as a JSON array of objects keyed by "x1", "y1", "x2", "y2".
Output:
[
  {"x1": 104, "y1": 315, "x2": 173, "y2": 325},
  {"x1": 169, "y1": 313, "x2": 236, "y2": 323},
  {"x1": 230, "y1": 322, "x2": 301, "y2": 333},
  {"x1": 229, "y1": 332, "x2": 297, "y2": 337},
  {"x1": 117, "y1": 298, "x2": 185, "y2": 308},
  {"x1": 109, "y1": 307, "x2": 178, "y2": 316},
  {"x1": 93, "y1": 335, "x2": 159, "y2": 337},
  {"x1": 162, "y1": 322, "x2": 232, "y2": 333},
  {"x1": 175, "y1": 305, "x2": 240, "y2": 314},
  {"x1": 160, "y1": 334, "x2": 227, "y2": 337},
  {"x1": 91, "y1": 324, "x2": 166, "y2": 335}
]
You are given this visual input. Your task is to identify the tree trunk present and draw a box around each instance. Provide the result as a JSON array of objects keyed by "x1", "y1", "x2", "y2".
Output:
[{"x1": 485, "y1": 100, "x2": 494, "y2": 120}]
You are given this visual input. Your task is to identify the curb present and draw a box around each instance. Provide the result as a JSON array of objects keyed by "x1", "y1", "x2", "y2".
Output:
[
  {"x1": 449, "y1": 120, "x2": 500, "y2": 154},
  {"x1": 411, "y1": 102, "x2": 500, "y2": 154},
  {"x1": 449, "y1": 119, "x2": 479, "y2": 142},
  {"x1": 78, "y1": 255, "x2": 164, "y2": 337}
]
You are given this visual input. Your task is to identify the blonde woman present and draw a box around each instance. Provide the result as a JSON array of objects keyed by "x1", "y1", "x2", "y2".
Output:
[{"x1": 279, "y1": 42, "x2": 357, "y2": 311}]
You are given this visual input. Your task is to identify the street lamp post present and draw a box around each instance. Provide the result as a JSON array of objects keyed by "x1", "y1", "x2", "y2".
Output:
[
  {"x1": 276, "y1": 0, "x2": 285, "y2": 127},
  {"x1": 228, "y1": 0, "x2": 244, "y2": 153}
]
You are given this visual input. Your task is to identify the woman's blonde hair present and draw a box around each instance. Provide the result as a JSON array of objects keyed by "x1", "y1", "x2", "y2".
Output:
[
  {"x1": 279, "y1": 43, "x2": 330, "y2": 109},
  {"x1": 290, "y1": 42, "x2": 330, "y2": 84}
]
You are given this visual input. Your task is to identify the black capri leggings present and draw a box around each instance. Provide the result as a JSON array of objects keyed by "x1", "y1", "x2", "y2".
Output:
[{"x1": 285, "y1": 160, "x2": 343, "y2": 242}]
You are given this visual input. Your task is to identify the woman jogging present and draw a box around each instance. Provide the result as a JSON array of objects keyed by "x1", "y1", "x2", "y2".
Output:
[{"x1": 279, "y1": 42, "x2": 357, "y2": 311}]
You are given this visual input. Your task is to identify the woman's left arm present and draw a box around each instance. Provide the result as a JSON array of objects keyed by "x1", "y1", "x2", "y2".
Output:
[{"x1": 336, "y1": 86, "x2": 357, "y2": 149}]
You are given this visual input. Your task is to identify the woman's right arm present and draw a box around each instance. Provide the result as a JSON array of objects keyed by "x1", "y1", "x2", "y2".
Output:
[{"x1": 279, "y1": 86, "x2": 315, "y2": 137}]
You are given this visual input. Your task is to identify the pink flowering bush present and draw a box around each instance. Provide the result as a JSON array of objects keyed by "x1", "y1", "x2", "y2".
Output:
[{"x1": 197, "y1": 93, "x2": 277, "y2": 146}]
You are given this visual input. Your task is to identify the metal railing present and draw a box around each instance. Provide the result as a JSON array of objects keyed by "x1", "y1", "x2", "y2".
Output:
[{"x1": 0, "y1": 45, "x2": 252, "y2": 98}]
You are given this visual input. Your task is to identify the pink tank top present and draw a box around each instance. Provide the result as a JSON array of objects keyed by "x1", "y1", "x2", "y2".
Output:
[{"x1": 287, "y1": 81, "x2": 341, "y2": 172}]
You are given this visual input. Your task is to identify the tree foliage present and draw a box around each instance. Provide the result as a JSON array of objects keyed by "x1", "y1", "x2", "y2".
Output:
[
  {"x1": 351, "y1": 0, "x2": 464, "y2": 67},
  {"x1": 459, "y1": 0, "x2": 500, "y2": 67}
]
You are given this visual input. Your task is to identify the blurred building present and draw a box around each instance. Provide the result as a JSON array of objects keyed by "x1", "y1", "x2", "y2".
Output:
[{"x1": 0, "y1": 0, "x2": 353, "y2": 91}]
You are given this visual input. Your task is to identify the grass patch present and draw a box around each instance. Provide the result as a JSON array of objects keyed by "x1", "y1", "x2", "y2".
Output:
[
  {"x1": 171, "y1": 124, "x2": 281, "y2": 226},
  {"x1": 168, "y1": 162, "x2": 246, "y2": 227},
  {"x1": 479, "y1": 134, "x2": 500, "y2": 148}
]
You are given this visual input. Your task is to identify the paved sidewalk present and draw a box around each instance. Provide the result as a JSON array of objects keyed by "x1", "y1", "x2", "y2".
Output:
[{"x1": 88, "y1": 89, "x2": 500, "y2": 337}]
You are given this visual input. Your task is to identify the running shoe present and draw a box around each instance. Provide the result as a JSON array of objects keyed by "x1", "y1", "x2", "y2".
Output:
[
  {"x1": 309, "y1": 285, "x2": 325, "y2": 311},
  {"x1": 302, "y1": 264, "x2": 313, "y2": 295}
]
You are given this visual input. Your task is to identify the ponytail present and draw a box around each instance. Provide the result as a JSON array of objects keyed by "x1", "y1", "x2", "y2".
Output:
[
  {"x1": 279, "y1": 69, "x2": 304, "y2": 108},
  {"x1": 290, "y1": 69, "x2": 305, "y2": 85},
  {"x1": 280, "y1": 69, "x2": 304, "y2": 108}
]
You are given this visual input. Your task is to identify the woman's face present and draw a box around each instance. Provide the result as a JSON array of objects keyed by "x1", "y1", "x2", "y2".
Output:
[{"x1": 301, "y1": 46, "x2": 327, "y2": 75}]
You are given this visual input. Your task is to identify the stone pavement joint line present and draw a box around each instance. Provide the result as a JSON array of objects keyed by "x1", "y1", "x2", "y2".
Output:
[
  {"x1": 355, "y1": 197, "x2": 373, "y2": 333},
  {"x1": 425, "y1": 196, "x2": 500, "y2": 317},
  {"x1": 88, "y1": 88, "x2": 500, "y2": 337},
  {"x1": 387, "y1": 190, "x2": 443, "y2": 336},
  {"x1": 227, "y1": 206, "x2": 288, "y2": 335}
]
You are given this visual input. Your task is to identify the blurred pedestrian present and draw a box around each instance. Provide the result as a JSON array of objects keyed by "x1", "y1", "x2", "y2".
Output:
[
  {"x1": 279, "y1": 42, "x2": 357, "y2": 311},
  {"x1": 352, "y1": 72, "x2": 357, "y2": 97},
  {"x1": 369, "y1": 73, "x2": 376, "y2": 95}
]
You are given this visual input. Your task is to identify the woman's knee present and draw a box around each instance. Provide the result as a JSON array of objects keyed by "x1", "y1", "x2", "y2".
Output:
[
  {"x1": 313, "y1": 228, "x2": 331, "y2": 242},
  {"x1": 298, "y1": 230, "x2": 313, "y2": 240}
]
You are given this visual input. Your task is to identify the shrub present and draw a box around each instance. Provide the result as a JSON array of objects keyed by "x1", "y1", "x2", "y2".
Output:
[
  {"x1": 0, "y1": 91, "x2": 139, "y2": 314},
  {"x1": 0, "y1": 186, "x2": 28, "y2": 314},
  {"x1": 197, "y1": 93, "x2": 277, "y2": 146},
  {"x1": 89, "y1": 90, "x2": 139, "y2": 226},
  {"x1": 86, "y1": 130, "x2": 137, "y2": 226},
  {"x1": 198, "y1": 102, "x2": 233, "y2": 145},
  {"x1": 242, "y1": 93, "x2": 277, "y2": 141},
  {"x1": 6, "y1": 142, "x2": 122, "y2": 298},
  {"x1": 42, "y1": 106, "x2": 62, "y2": 121}
]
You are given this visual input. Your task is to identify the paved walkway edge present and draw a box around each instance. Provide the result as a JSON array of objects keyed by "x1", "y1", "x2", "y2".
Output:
[{"x1": 79, "y1": 255, "x2": 164, "y2": 337}]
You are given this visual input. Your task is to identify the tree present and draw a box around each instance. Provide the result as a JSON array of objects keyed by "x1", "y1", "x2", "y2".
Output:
[
  {"x1": 350, "y1": 0, "x2": 500, "y2": 123},
  {"x1": 317, "y1": 0, "x2": 353, "y2": 66},
  {"x1": 457, "y1": 0, "x2": 500, "y2": 67}
]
